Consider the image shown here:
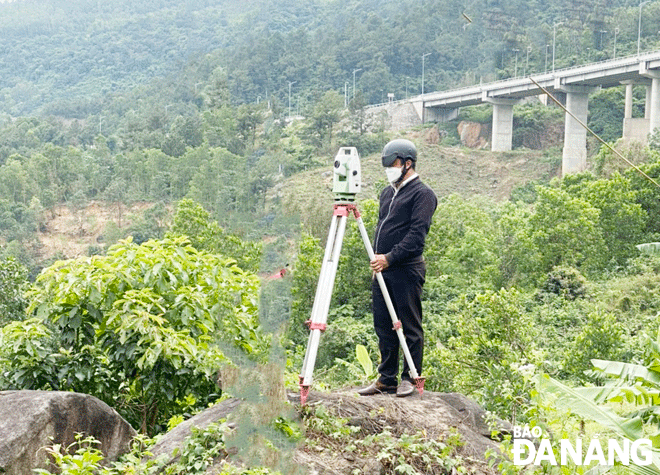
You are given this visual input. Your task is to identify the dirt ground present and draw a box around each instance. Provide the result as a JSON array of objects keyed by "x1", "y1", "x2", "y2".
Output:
[{"x1": 35, "y1": 201, "x2": 161, "y2": 261}]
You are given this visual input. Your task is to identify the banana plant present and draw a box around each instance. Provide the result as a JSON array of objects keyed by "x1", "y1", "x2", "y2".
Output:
[{"x1": 534, "y1": 330, "x2": 660, "y2": 474}]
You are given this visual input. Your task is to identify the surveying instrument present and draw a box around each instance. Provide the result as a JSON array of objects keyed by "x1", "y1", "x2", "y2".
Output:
[{"x1": 298, "y1": 147, "x2": 425, "y2": 405}]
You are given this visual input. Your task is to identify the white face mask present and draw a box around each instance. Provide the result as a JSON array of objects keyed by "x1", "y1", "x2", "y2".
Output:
[{"x1": 385, "y1": 166, "x2": 403, "y2": 184}]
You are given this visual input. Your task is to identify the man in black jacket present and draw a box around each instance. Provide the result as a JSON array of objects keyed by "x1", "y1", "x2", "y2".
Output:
[{"x1": 358, "y1": 138, "x2": 437, "y2": 397}]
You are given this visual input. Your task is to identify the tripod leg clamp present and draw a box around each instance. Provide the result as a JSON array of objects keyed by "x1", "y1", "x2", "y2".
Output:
[
  {"x1": 392, "y1": 321, "x2": 402, "y2": 331},
  {"x1": 305, "y1": 320, "x2": 327, "y2": 332}
]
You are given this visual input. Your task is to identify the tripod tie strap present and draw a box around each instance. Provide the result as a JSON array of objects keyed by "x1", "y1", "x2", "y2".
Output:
[
  {"x1": 392, "y1": 321, "x2": 402, "y2": 331},
  {"x1": 305, "y1": 320, "x2": 327, "y2": 332},
  {"x1": 333, "y1": 203, "x2": 361, "y2": 218}
]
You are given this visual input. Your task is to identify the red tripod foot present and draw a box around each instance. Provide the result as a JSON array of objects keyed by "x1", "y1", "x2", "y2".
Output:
[
  {"x1": 414, "y1": 377, "x2": 426, "y2": 396},
  {"x1": 300, "y1": 385, "x2": 310, "y2": 406}
]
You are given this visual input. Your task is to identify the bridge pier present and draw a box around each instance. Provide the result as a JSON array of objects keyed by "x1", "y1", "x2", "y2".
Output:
[
  {"x1": 647, "y1": 72, "x2": 660, "y2": 136},
  {"x1": 558, "y1": 85, "x2": 598, "y2": 175},
  {"x1": 621, "y1": 79, "x2": 651, "y2": 143},
  {"x1": 485, "y1": 97, "x2": 519, "y2": 151},
  {"x1": 622, "y1": 80, "x2": 634, "y2": 119}
]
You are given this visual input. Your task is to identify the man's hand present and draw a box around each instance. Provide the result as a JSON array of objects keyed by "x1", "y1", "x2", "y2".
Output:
[{"x1": 370, "y1": 254, "x2": 389, "y2": 273}]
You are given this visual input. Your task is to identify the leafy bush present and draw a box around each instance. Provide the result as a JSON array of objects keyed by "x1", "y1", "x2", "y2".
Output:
[
  {"x1": 34, "y1": 424, "x2": 284, "y2": 475},
  {"x1": 169, "y1": 199, "x2": 262, "y2": 274},
  {"x1": 288, "y1": 233, "x2": 322, "y2": 347},
  {"x1": 303, "y1": 405, "x2": 466, "y2": 475},
  {"x1": 528, "y1": 186, "x2": 607, "y2": 276},
  {"x1": 541, "y1": 265, "x2": 588, "y2": 300},
  {"x1": 0, "y1": 237, "x2": 267, "y2": 434},
  {"x1": 0, "y1": 255, "x2": 28, "y2": 326},
  {"x1": 314, "y1": 309, "x2": 377, "y2": 370},
  {"x1": 428, "y1": 288, "x2": 540, "y2": 419},
  {"x1": 423, "y1": 195, "x2": 500, "y2": 289},
  {"x1": 561, "y1": 310, "x2": 625, "y2": 381}
]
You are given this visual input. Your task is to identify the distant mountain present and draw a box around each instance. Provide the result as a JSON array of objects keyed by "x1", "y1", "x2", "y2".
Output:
[{"x1": 0, "y1": 0, "x2": 653, "y2": 118}]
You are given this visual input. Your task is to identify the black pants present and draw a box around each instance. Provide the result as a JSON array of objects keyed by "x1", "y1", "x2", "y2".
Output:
[{"x1": 371, "y1": 263, "x2": 425, "y2": 386}]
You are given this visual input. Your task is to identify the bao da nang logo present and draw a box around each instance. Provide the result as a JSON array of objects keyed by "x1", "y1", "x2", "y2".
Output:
[{"x1": 512, "y1": 425, "x2": 653, "y2": 466}]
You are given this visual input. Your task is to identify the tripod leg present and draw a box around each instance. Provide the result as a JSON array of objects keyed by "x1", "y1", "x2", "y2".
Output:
[
  {"x1": 299, "y1": 208, "x2": 350, "y2": 404},
  {"x1": 354, "y1": 212, "x2": 425, "y2": 395},
  {"x1": 300, "y1": 213, "x2": 339, "y2": 382}
]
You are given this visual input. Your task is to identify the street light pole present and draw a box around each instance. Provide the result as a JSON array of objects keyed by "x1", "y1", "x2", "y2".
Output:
[
  {"x1": 512, "y1": 48, "x2": 519, "y2": 77},
  {"x1": 525, "y1": 46, "x2": 532, "y2": 76},
  {"x1": 545, "y1": 44, "x2": 550, "y2": 72},
  {"x1": 552, "y1": 21, "x2": 563, "y2": 72},
  {"x1": 422, "y1": 52, "x2": 431, "y2": 95},
  {"x1": 599, "y1": 30, "x2": 607, "y2": 50},
  {"x1": 638, "y1": 1, "x2": 651, "y2": 55},
  {"x1": 288, "y1": 81, "x2": 296, "y2": 120},
  {"x1": 613, "y1": 27, "x2": 619, "y2": 58},
  {"x1": 352, "y1": 68, "x2": 362, "y2": 102}
]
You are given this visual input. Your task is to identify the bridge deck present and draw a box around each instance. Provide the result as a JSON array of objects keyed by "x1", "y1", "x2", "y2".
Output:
[{"x1": 368, "y1": 50, "x2": 660, "y2": 110}]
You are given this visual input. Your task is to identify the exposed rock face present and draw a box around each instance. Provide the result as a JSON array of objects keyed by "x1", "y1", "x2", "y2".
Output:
[
  {"x1": 458, "y1": 121, "x2": 489, "y2": 149},
  {"x1": 0, "y1": 390, "x2": 136, "y2": 475}
]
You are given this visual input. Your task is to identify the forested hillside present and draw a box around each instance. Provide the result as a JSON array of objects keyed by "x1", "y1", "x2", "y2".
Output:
[
  {"x1": 1, "y1": 0, "x2": 659, "y2": 119},
  {"x1": 3, "y1": 0, "x2": 660, "y2": 473}
]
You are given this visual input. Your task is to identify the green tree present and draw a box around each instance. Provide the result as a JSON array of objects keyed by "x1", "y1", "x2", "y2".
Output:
[
  {"x1": 561, "y1": 310, "x2": 624, "y2": 381},
  {"x1": 424, "y1": 195, "x2": 499, "y2": 289},
  {"x1": 535, "y1": 329, "x2": 660, "y2": 474},
  {"x1": 236, "y1": 103, "x2": 264, "y2": 150},
  {"x1": 103, "y1": 177, "x2": 128, "y2": 228},
  {"x1": 625, "y1": 154, "x2": 660, "y2": 240},
  {"x1": 0, "y1": 237, "x2": 266, "y2": 434},
  {"x1": 529, "y1": 186, "x2": 607, "y2": 275},
  {"x1": 571, "y1": 173, "x2": 647, "y2": 264},
  {"x1": 309, "y1": 90, "x2": 343, "y2": 150},
  {"x1": 185, "y1": 147, "x2": 249, "y2": 217},
  {"x1": 168, "y1": 199, "x2": 262, "y2": 274},
  {"x1": 495, "y1": 200, "x2": 540, "y2": 287},
  {"x1": 587, "y1": 87, "x2": 625, "y2": 144}
]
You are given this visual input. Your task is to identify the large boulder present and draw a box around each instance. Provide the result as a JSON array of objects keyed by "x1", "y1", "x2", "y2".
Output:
[{"x1": 0, "y1": 390, "x2": 136, "y2": 475}]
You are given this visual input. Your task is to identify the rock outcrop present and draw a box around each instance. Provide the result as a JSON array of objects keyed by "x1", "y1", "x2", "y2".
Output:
[
  {"x1": 292, "y1": 389, "x2": 508, "y2": 474},
  {"x1": 0, "y1": 390, "x2": 136, "y2": 475},
  {"x1": 151, "y1": 389, "x2": 508, "y2": 474},
  {"x1": 149, "y1": 397, "x2": 243, "y2": 462},
  {"x1": 458, "y1": 121, "x2": 489, "y2": 149},
  {"x1": 0, "y1": 388, "x2": 508, "y2": 474}
]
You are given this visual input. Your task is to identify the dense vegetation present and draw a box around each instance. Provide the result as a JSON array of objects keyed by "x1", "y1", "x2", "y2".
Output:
[
  {"x1": 2, "y1": 0, "x2": 660, "y2": 473},
  {"x1": 1, "y1": 0, "x2": 659, "y2": 123}
]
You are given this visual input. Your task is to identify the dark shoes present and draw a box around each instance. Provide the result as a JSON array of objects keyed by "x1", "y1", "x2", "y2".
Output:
[
  {"x1": 357, "y1": 380, "x2": 397, "y2": 396},
  {"x1": 357, "y1": 379, "x2": 416, "y2": 397},
  {"x1": 396, "y1": 379, "x2": 415, "y2": 397}
]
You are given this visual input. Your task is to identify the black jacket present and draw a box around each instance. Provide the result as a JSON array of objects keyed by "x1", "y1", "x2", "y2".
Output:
[{"x1": 373, "y1": 176, "x2": 437, "y2": 267}]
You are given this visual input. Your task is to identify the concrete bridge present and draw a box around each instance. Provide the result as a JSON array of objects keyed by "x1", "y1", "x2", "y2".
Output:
[{"x1": 367, "y1": 50, "x2": 660, "y2": 175}]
